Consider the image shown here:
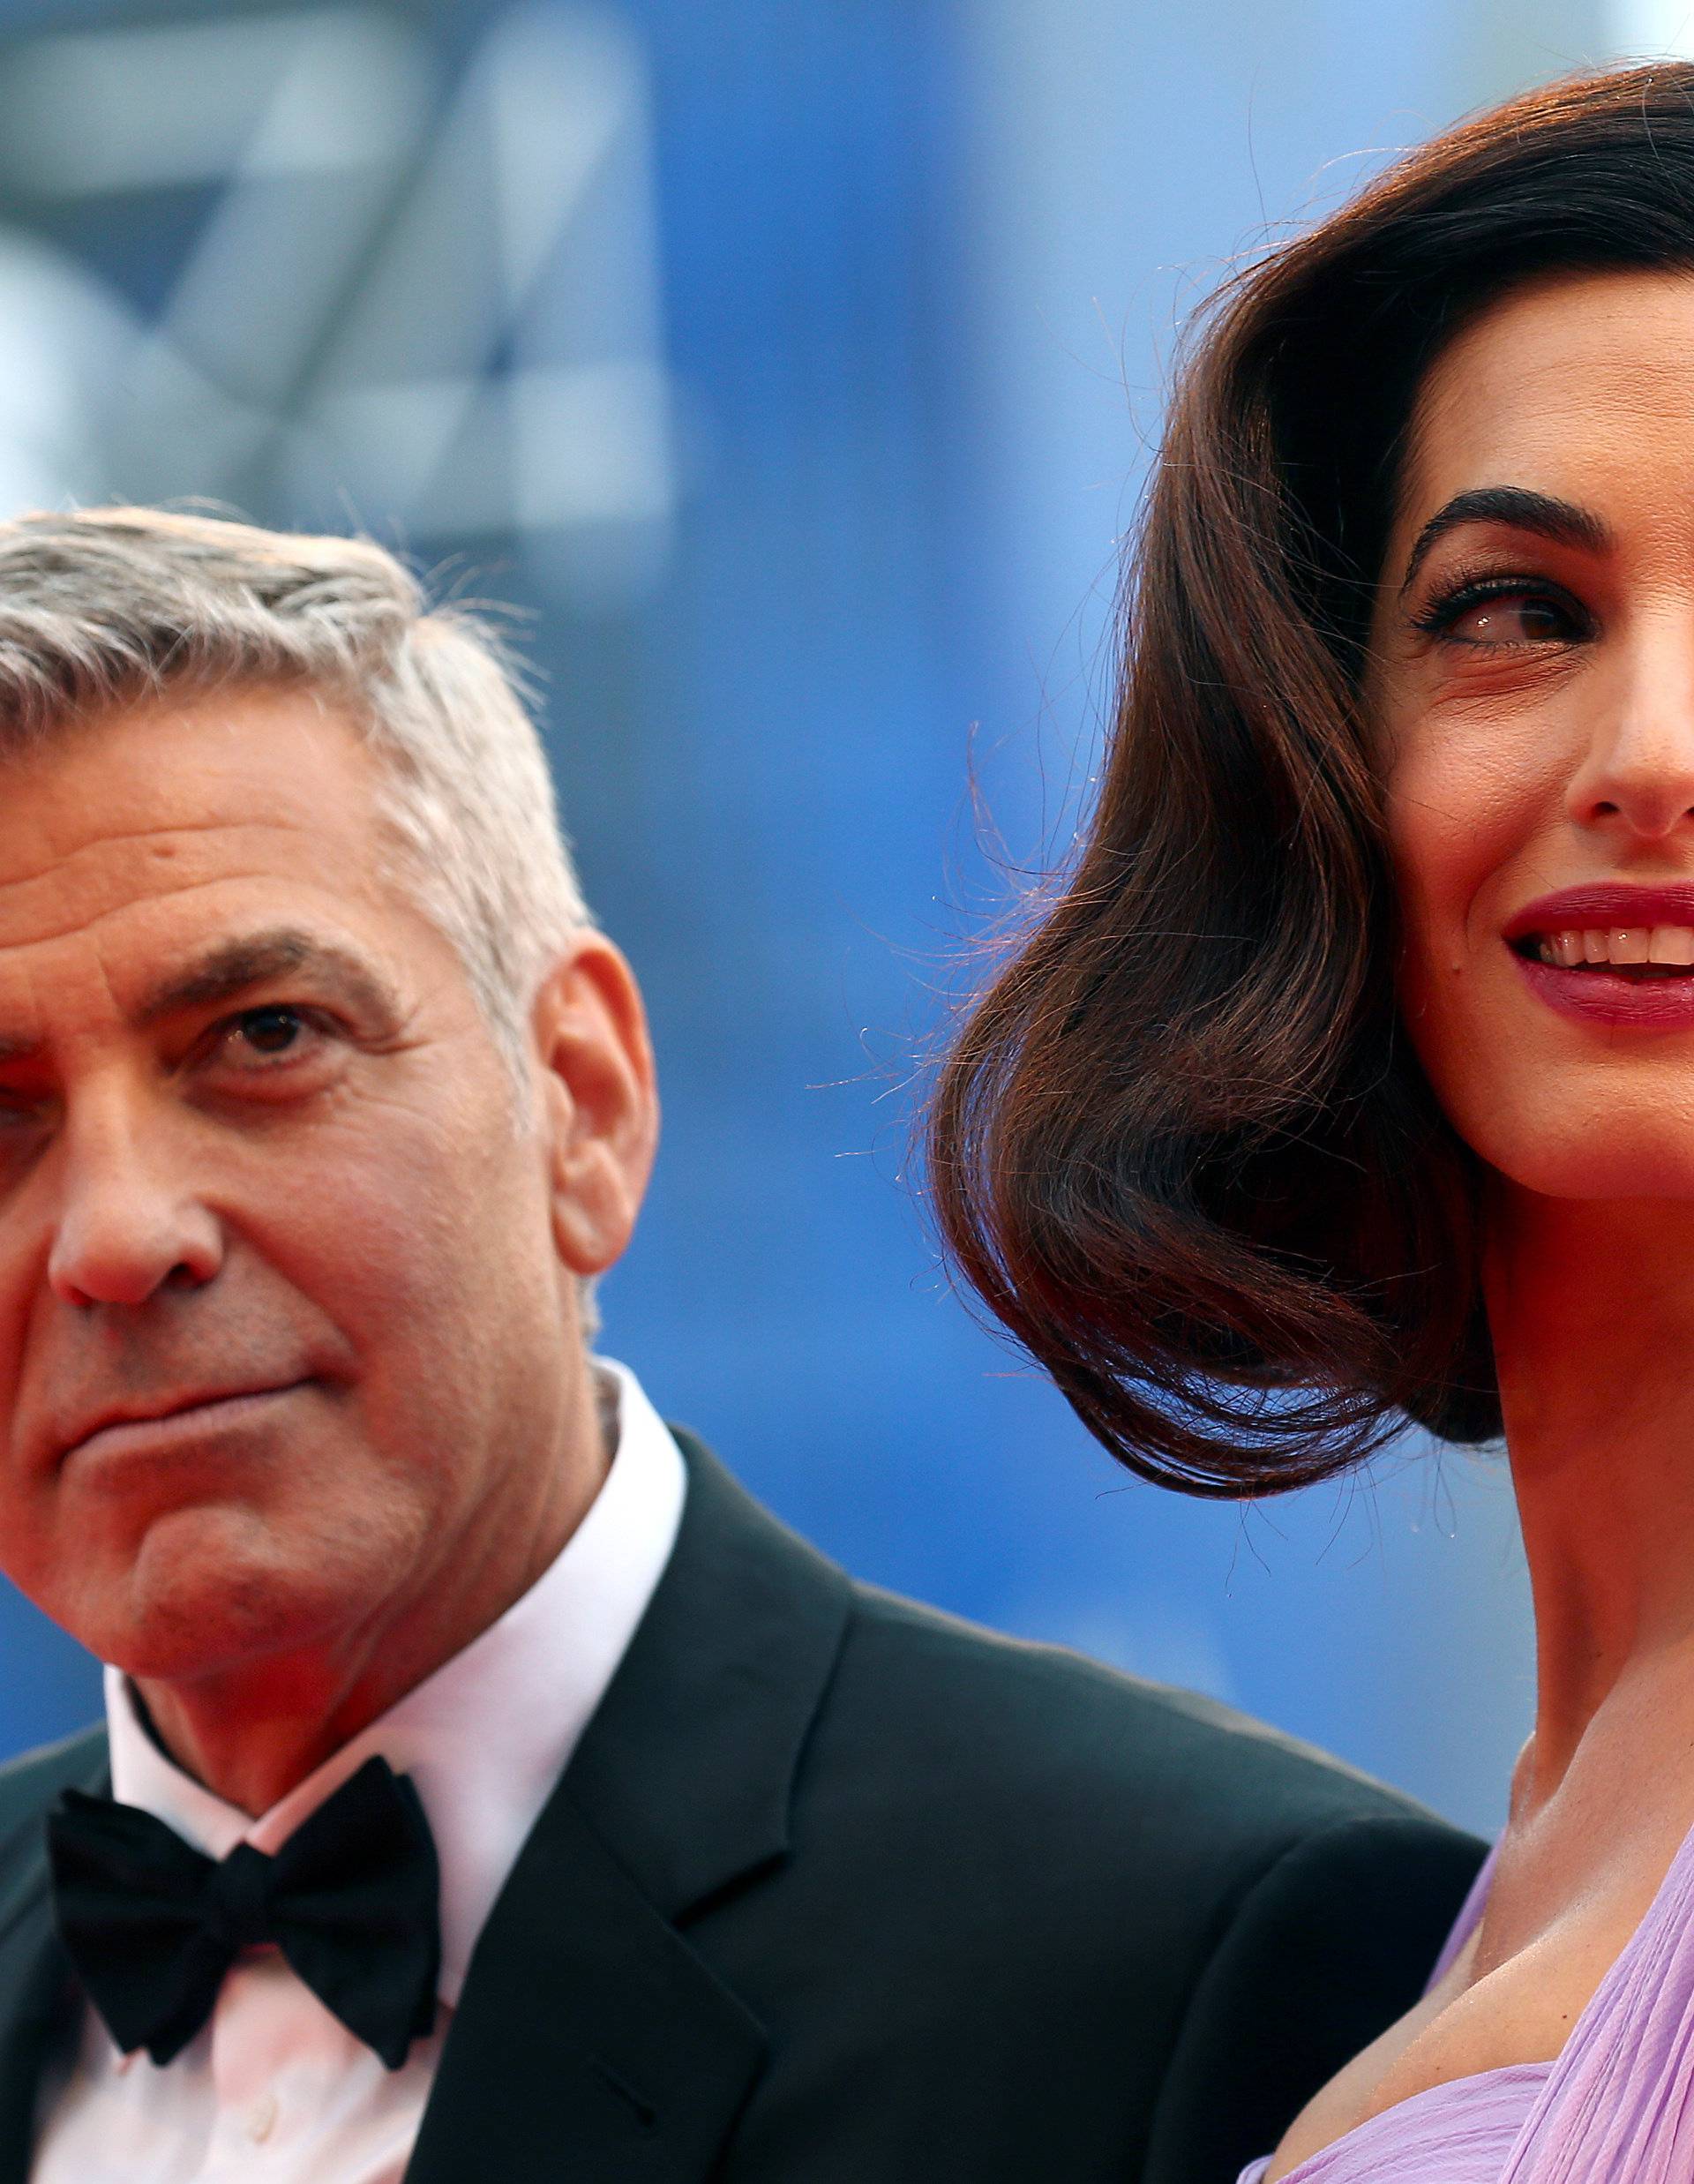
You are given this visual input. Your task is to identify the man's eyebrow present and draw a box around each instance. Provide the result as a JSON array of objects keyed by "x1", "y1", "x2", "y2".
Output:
[
  {"x1": 133, "y1": 929, "x2": 406, "y2": 1031},
  {"x1": 1398, "y1": 485, "x2": 1614, "y2": 597},
  {"x1": 0, "y1": 929, "x2": 406, "y2": 1068}
]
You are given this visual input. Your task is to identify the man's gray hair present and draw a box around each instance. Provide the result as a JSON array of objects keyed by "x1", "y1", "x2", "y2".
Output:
[
  {"x1": 0, "y1": 507, "x2": 593, "y2": 1069},
  {"x1": 0, "y1": 505, "x2": 602, "y2": 1317}
]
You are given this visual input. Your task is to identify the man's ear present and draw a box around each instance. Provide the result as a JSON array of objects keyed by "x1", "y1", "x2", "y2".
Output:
[{"x1": 529, "y1": 933, "x2": 659, "y2": 1277}]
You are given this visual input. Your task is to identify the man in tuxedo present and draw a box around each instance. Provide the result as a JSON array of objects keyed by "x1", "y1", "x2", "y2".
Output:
[{"x1": 0, "y1": 506, "x2": 1481, "y2": 2183}]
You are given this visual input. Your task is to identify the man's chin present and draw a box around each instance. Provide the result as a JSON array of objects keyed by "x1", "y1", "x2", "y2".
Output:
[{"x1": 70, "y1": 1502, "x2": 366, "y2": 1685}]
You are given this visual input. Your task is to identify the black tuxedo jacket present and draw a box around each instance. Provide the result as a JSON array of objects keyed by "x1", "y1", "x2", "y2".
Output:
[{"x1": 0, "y1": 1431, "x2": 1485, "y2": 2183}]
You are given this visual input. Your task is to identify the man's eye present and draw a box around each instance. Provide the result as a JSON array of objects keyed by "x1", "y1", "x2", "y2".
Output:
[{"x1": 217, "y1": 1006, "x2": 324, "y2": 1064}]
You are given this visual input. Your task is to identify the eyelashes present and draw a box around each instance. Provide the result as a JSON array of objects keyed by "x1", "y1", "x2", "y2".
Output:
[
  {"x1": 213, "y1": 1005, "x2": 320, "y2": 1063},
  {"x1": 1409, "y1": 568, "x2": 1597, "y2": 649}
]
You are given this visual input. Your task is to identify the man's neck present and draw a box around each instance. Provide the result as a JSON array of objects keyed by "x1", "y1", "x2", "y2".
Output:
[{"x1": 130, "y1": 1379, "x2": 613, "y2": 1816}]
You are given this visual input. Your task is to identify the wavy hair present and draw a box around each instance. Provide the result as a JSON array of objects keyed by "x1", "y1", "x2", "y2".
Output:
[{"x1": 926, "y1": 61, "x2": 1694, "y2": 1495}]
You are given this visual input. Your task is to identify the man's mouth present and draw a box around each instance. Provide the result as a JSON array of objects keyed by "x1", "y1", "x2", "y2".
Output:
[{"x1": 61, "y1": 1381, "x2": 311, "y2": 1465}]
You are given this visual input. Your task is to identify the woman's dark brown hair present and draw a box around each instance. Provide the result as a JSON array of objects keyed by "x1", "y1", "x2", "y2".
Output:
[{"x1": 927, "y1": 60, "x2": 1694, "y2": 1497}]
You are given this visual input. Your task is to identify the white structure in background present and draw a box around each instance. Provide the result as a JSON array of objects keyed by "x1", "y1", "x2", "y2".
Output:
[
  {"x1": 0, "y1": 4, "x2": 676, "y2": 603},
  {"x1": 0, "y1": 237, "x2": 138, "y2": 519},
  {"x1": 1605, "y1": 0, "x2": 1694, "y2": 53}
]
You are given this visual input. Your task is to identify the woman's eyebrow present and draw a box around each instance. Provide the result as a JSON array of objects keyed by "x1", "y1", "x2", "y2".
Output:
[{"x1": 1398, "y1": 485, "x2": 1613, "y2": 597}]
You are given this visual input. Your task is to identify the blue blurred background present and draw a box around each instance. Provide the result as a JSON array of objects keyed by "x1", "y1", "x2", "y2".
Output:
[{"x1": 0, "y1": 0, "x2": 1676, "y2": 1833}]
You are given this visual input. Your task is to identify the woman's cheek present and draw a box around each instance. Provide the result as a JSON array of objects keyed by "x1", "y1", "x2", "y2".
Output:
[
  {"x1": 1385, "y1": 807, "x2": 1454, "y2": 1021},
  {"x1": 1384, "y1": 784, "x2": 1495, "y2": 1106}
]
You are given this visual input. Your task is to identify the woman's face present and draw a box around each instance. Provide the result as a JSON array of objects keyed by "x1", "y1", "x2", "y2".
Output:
[{"x1": 1368, "y1": 265, "x2": 1694, "y2": 1200}]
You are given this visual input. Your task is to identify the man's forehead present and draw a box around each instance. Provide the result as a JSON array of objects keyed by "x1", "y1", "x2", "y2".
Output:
[
  {"x1": 0, "y1": 694, "x2": 426, "y2": 1051},
  {"x1": 0, "y1": 682, "x2": 382, "y2": 891}
]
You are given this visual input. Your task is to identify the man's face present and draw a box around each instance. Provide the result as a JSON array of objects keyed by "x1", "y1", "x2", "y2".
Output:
[{"x1": 0, "y1": 682, "x2": 600, "y2": 1683}]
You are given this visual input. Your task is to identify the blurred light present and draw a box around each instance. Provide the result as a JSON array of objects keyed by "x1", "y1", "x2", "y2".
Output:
[
  {"x1": 1009, "y1": 1594, "x2": 1240, "y2": 1706},
  {"x1": 0, "y1": 3, "x2": 675, "y2": 598},
  {"x1": 1605, "y1": 0, "x2": 1694, "y2": 54},
  {"x1": 0, "y1": 12, "x2": 424, "y2": 195},
  {"x1": 0, "y1": 236, "x2": 132, "y2": 508},
  {"x1": 294, "y1": 4, "x2": 675, "y2": 573}
]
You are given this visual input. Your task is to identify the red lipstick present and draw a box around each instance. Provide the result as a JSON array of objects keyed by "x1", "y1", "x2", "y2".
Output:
[{"x1": 1504, "y1": 882, "x2": 1694, "y2": 1031}]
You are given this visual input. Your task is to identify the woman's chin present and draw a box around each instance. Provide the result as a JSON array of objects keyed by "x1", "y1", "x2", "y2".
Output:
[{"x1": 1477, "y1": 1128, "x2": 1694, "y2": 1205}]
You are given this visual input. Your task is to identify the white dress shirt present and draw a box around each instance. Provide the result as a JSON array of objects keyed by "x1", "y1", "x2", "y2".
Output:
[{"x1": 32, "y1": 1355, "x2": 687, "y2": 2184}]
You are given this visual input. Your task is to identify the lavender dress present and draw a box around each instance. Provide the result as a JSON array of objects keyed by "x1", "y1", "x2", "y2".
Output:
[{"x1": 1238, "y1": 1814, "x2": 1694, "y2": 2182}]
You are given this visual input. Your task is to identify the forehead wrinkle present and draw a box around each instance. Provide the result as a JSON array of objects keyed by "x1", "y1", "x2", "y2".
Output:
[
  {"x1": 0, "y1": 869, "x2": 311, "y2": 962},
  {"x1": 0, "y1": 814, "x2": 307, "y2": 900}
]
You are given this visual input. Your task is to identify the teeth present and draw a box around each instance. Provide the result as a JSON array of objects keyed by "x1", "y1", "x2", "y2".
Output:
[{"x1": 1536, "y1": 926, "x2": 1694, "y2": 966}]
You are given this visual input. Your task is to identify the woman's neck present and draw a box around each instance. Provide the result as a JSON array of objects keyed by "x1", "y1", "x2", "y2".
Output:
[{"x1": 1486, "y1": 1182, "x2": 1694, "y2": 1805}]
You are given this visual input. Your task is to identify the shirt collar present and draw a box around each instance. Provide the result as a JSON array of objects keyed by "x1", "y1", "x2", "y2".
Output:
[{"x1": 104, "y1": 1354, "x2": 687, "y2": 2005}]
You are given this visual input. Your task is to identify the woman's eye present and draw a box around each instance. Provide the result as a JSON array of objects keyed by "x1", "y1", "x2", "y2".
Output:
[{"x1": 1413, "y1": 582, "x2": 1589, "y2": 649}]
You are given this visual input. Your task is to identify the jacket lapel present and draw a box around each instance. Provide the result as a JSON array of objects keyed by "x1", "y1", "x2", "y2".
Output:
[
  {"x1": 406, "y1": 1430, "x2": 853, "y2": 2183},
  {"x1": 0, "y1": 1744, "x2": 107, "y2": 2184},
  {"x1": 0, "y1": 1881, "x2": 73, "y2": 2183}
]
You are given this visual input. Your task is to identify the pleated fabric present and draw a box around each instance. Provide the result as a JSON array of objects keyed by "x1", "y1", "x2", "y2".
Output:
[{"x1": 1237, "y1": 2066, "x2": 1548, "y2": 2184}]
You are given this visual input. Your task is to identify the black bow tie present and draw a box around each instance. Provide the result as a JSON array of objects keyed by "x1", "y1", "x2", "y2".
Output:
[{"x1": 45, "y1": 1753, "x2": 441, "y2": 2069}]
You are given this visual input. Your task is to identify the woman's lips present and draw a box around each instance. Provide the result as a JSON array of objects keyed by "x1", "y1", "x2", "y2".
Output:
[{"x1": 1512, "y1": 947, "x2": 1694, "y2": 1028}]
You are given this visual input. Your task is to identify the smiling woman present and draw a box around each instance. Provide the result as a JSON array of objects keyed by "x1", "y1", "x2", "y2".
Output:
[
  {"x1": 926, "y1": 57, "x2": 1694, "y2": 2184},
  {"x1": 928, "y1": 62, "x2": 1694, "y2": 1491}
]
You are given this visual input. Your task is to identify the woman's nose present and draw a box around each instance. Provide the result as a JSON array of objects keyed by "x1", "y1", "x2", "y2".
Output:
[
  {"x1": 45, "y1": 1088, "x2": 223, "y2": 1310},
  {"x1": 1566, "y1": 627, "x2": 1694, "y2": 840}
]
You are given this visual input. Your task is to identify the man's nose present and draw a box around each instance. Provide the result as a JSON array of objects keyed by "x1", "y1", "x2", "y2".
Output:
[{"x1": 46, "y1": 1085, "x2": 223, "y2": 1310}]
